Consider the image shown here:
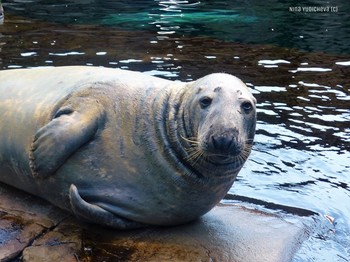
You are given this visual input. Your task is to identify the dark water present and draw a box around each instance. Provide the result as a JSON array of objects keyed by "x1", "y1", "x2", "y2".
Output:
[{"x1": 1, "y1": 0, "x2": 350, "y2": 261}]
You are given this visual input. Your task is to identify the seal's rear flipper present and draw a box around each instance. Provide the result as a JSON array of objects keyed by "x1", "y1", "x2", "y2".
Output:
[
  {"x1": 29, "y1": 99, "x2": 105, "y2": 178},
  {"x1": 69, "y1": 184, "x2": 145, "y2": 230}
]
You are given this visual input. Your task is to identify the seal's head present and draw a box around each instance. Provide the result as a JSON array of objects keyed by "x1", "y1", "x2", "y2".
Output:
[{"x1": 181, "y1": 73, "x2": 256, "y2": 171}]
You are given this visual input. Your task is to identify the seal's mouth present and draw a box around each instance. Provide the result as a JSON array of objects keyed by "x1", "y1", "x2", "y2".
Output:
[
  {"x1": 208, "y1": 154, "x2": 237, "y2": 162},
  {"x1": 181, "y1": 133, "x2": 245, "y2": 165},
  {"x1": 69, "y1": 184, "x2": 143, "y2": 229},
  {"x1": 205, "y1": 152, "x2": 243, "y2": 166},
  {"x1": 203, "y1": 137, "x2": 245, "y2": 165},
  {"x1": 201, "y1": 139, "x2": 253, "y2": 167}
]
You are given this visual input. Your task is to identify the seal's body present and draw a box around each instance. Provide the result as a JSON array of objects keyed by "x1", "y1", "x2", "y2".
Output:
[{"x1": 0, "y1": 66, "x2": 256, "y2": 229}]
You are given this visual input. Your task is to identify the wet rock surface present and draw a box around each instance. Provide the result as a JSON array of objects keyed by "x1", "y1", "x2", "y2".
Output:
[
  {"x1": 0, "y1": 182, "x2": 316, "y2": 261},
  {"x1": 0, "y1": 215, "x2": 44, "y2": 261}
]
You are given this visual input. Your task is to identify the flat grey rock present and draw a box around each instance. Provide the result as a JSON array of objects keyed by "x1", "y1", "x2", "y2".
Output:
[
  {"x1": 0, "y1": 183, "x2": 315, "y2": 261},
  {"x1": 79, "y1": 204, "x2": 308, "y2": 262}
]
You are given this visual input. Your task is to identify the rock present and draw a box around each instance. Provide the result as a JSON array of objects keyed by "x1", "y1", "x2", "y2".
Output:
[
  {"x1": 0, "y1": 215, "x2": 44, "y2": 261},
  {"x1": 0, "y1": 183, "x2": 71, "y2": 261},
  {"x1": 0, "y1": 182, "x2": 316, "y2": 262},
  {"x1": 22, "y1": 246, "x2": 78, "y2": 262},
  {"x1": 79, "y1": 203, "x2": 308, "y2": 262},
  {"x1": 0, "y1": 183, "x2": 69, "y2": 228},
  {"x1": 22, "y1": 218, "x2": 82, "y2": 262}
]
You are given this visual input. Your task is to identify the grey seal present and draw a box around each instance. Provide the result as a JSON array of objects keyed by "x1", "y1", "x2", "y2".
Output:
[{"x1": 0, "y1": 66, "x2": 256, "y2": 229}]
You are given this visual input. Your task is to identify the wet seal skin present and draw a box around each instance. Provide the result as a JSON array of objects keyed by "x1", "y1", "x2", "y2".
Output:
[{"x1": 0, "y1": 66, "x2": 256, "y2": 229}]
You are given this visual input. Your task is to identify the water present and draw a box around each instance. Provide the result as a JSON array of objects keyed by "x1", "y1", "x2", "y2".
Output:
[{"x1": 1, "y1": 0, "x2": 350, "y2": 260}]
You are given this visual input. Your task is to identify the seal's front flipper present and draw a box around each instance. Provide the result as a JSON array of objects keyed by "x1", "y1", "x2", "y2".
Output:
[{"x1": 30, "y1": 99, "x2": 105, "y2": 178}]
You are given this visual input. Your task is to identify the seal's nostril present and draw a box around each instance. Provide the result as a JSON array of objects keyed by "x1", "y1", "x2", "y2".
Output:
[
  {"x1": 209, "y1": 128, "x2": 240, "y2": 154},
  {"x1": 212, "y1": 135, "x2": 234, "y2": 151}
]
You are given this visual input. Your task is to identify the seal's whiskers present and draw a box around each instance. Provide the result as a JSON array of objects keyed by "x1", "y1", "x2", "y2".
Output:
[
  {"x1": 186, "y1": 148, "x2": 204, "y2": 163},
  {"x1": 180, "y1": 135, "x2": 199, "y2": 145},
  {"x1": 179, "y1": 134, "x2": 208, "y2": 165}
]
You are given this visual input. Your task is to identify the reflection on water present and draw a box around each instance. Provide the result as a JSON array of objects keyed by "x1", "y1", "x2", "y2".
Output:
[
  {"x1": 1, "y1": 1, "x2": 350, "y2": 260},
  {"x1": 3, "y1": 0, "x2": 350, "y2": 54}
]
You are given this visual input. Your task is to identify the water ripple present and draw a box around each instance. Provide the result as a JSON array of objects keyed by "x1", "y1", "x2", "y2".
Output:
[{"x1": 289, "y1": 67, "x2": 332, "y2": 73}]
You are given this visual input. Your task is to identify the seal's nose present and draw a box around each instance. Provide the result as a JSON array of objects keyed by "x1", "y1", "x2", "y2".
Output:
[
  {"x1": 212, "y1": 135, "x2": 233, "y2": 152},
  {"x1": 209, "y1": 128, "x2": 240, "y2": 155}
]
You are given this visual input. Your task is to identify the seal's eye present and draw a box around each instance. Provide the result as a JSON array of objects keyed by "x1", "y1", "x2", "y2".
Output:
[
  {"x1": 241, "y1": 101, "x2": 253, "y2": 113},
  {"x1": 199, "y1": 96, "x2": 213, "y2": 109}
]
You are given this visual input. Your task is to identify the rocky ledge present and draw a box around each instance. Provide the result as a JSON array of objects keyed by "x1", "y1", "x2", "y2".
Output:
[{"x1": 0, "y1": 183, "x2": 317, "y2": 262}]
